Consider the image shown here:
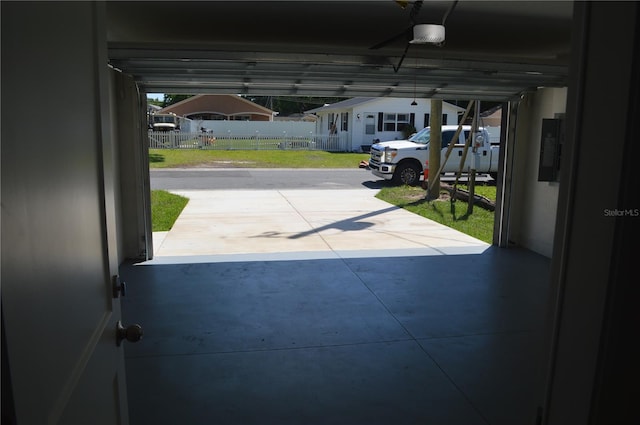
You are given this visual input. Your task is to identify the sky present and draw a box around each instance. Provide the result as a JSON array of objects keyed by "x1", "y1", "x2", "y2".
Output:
[{"x1": 147, "y1": 93, "x2": 164, "y2": 100}]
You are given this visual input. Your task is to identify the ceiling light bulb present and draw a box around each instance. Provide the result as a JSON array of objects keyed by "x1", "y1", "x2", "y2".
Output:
[{"x1": 410, "y1": 24, "x2": 445, "y2": 44}]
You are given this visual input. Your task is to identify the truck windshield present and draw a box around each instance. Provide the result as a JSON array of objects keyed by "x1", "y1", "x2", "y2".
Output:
[
  {"x1": 154, "y1": 115, "x2": 176, "y2": 123},
  {"x1": 409, "y1": 128, "x2": 463, "y2": 148},
  {"x1": 408, "y1": 128, "x2": 431, "y2": 144}
]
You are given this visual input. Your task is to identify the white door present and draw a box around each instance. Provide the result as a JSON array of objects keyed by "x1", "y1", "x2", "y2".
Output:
[
  {"x1": 446, "y1": 147, "x2": 474, "y2": 173},
  {"x1": 1, "y1": 3, "x2": 134, "y2": 424},
  {"x1": 440, "y1": 130, "x2": 472, "y2": 173}
]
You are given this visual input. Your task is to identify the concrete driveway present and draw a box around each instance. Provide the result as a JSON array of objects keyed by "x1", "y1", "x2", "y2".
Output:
[{"x1": 150, "y1": 187, "x2": 489, "y2": 263}]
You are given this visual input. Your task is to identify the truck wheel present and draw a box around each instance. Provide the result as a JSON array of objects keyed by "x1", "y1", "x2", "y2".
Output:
[{"x1": 394, "y1": 163, "x2": 421, "y2": 186}]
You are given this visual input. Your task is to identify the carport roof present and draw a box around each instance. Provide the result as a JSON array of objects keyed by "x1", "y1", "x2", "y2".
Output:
[
  {"x1": 305, "y1": 97, "x2": 465, "y2": 113},
  {"x1": 306, "y1": 98, "x2": 379, "y2": 113},
  {"x1": 106, "y1": 1, "x2": 573, "y2": 102}
]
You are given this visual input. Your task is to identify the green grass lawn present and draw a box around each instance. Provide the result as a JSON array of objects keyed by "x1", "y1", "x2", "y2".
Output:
[
  {"x1": 149, "y1": 149, "x2": 369, "y2": 169},
  {"x1": 468, "y1": 184, "x2": 497, "y2": 201},
  {"x1": 151, "y1": 190, "x2": 189, "y2": 231},
  {"x1": 375, "y1": 184, "x2": 496, "y2": 243}
]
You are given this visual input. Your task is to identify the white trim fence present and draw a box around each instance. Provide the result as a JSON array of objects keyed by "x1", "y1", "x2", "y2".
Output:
[{"x1": 148, "y1": 131, "x2": 351, "y2": 152}]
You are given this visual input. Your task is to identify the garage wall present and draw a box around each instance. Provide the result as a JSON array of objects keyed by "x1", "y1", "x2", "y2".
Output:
[{"x1": 509, "y1": 87, "x2": 567, "y2": 257}]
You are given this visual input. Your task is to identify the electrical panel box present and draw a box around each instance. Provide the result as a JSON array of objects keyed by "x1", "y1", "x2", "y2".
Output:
[{"x1": 538, "y1": 118, "x2": 563, "y2": 182}]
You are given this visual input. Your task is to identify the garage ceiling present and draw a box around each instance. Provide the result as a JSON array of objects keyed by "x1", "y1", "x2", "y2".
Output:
[{"x1": 106, "y1": 1, "x2": 573, "y2": 101}]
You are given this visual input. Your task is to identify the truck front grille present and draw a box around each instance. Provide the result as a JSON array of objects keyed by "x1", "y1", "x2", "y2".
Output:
[{"x1": 370, "y1": 149, "x2": 382, "y2": 163}]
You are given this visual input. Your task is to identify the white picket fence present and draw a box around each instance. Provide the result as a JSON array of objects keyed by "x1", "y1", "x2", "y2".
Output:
[{"x1": 147, "y1": 131, "x2": 350, "y2": 152}]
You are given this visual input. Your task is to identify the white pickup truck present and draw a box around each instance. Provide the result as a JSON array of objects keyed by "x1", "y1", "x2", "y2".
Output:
[{"x1": 368, "y1": 125, "x2": 499, "y2": 185}]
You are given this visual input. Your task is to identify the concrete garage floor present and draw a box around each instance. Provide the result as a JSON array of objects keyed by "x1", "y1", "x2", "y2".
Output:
[{"x1": 121, "y1": 188, "x2": 551, "y2": 425}]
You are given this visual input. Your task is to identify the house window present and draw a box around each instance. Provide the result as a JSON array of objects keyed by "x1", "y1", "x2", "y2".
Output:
[
  {"x1": 383, "y1": 113, "x2": 410, "y2": 131},
  {"x1": 325, "y1": 112, "x2": 338, "y2": 134},
  {"x1": 424, "y1": 113, "x2": 449, "y2": 126},
  {"x1": 188, "y1": 113, "x2": 217, "y2": 120},
  {"x1": 341, "y1": 112, "x2": 349, "y2": 131},
  {"x1": 365, "y1": 114, "x2": 376, "y2": 134}
]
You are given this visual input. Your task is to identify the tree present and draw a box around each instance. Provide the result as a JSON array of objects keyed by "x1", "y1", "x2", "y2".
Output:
[
  {"x1": 242, "y1": 96, "x2": 347, "y2": 116},
  {"x1": 162, "y1": 94, "x2": 193, "y2": 107},
  {"x1": 147, "y1": 98, "x2": 163, "y2": 107}
]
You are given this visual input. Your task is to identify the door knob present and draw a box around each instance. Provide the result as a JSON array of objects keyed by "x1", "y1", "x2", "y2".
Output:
[{"x1": 116, "y1": 321, "x2": 143, "y2": 346}]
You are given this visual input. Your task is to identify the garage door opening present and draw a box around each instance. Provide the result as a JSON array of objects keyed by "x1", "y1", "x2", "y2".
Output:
[{"x1": 145, "y1": 95, "x2": 506, "y2": 262}]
